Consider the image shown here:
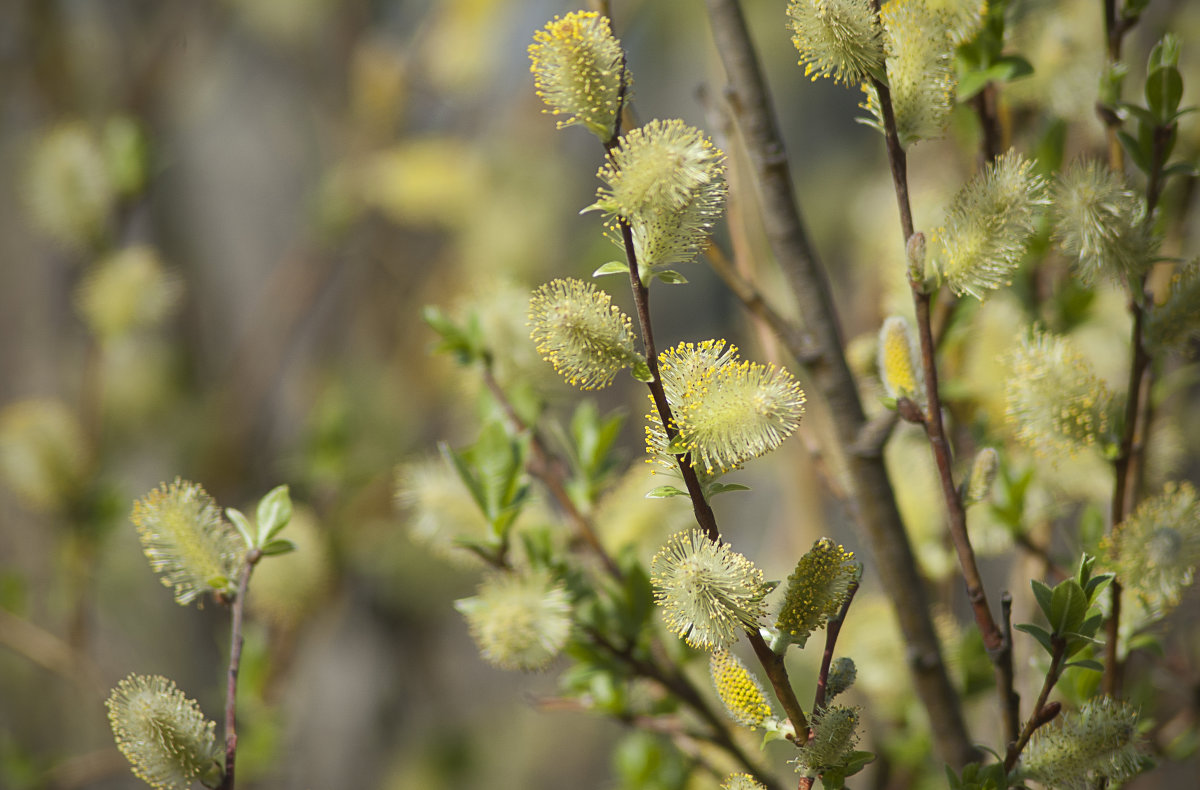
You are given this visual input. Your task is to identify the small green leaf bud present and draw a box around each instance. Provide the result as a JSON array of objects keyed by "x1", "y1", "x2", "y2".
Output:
[{"x1": 824, "y1": 656, "x2": 857, "y2": 701}]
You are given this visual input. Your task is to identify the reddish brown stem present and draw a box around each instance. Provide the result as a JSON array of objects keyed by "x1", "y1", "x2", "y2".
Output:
[
  {"x1": 812, "y1": 580, "x2": 859, "y2": 713},
  {"x1": 218, "y1": 549, "x2": 261, "y2": 790},
  {"x1": 703, "y1": 0, "x2": 974, "y2": 766},
  {"x1": 866, "y1": 8, "x2": 1010, "y2": 742},
  {"x1": 1004, "y1": 637, "x2": 1067, "y2": 773}
]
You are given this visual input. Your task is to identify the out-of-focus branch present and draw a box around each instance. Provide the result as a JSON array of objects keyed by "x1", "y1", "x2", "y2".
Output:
[
  {"x1": 704, "y1": 242, "x2": 820, "y2": 366},
  {"x1": 702, "y1": 0, "x2": 976, "y2": 767}
]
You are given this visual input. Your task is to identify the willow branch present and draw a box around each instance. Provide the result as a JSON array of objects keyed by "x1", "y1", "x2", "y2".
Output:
[
  {"x1": 1102, "y1": 7, "x2": 1162, "y2": 693},
  {"x1": 218, "y1": 549, "x2": 260, "y2": 790},
  {"x1": 585, "y1": 626, "x2": 780, "y2": 787},
  {"x1": 1003, "y1": 637, "x2": 1067, "y2": 773},
  {"x1": 479, "y1": 362, "x2": 623, "y2": 579},
  {"x1": 865, "y1": 14, "x2": 1011, "y2": 761},
  {"x1": 812, "y1": 580, "x2": 859, "y2": 713},
  {"x1": 702, "y1": 0, "x2": 975, "y2": 766},
  {"x1": 704, "y1": 241, "x2": 820, "y2": 365},
  {"x1": 746, "y1": 628, "x2": 809, "y2": 741}
]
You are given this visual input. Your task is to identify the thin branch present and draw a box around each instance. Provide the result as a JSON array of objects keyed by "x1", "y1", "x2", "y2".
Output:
[
  {"x1": 702, "y1": 0, "x2": 975, "y2": 766},
  {"x1": 479, "y1": 361, "x2": 623, "y2": 579},
  {"x1": 704, "y1": 241, "x2": 820, "y2": 366},
  {"x1": 865, "y1": 5, "x2": 1011, "y2": 754},
  {"x1": 999, "y1": 593, "x2": 1020, "y2": 747},
  {"x1": 218, "y1": 549, "x2": 261, "y2": 790},
  {"x1": 1102, "y1": 5, "x2": 1160, "y2": 694},
  {"x1": 1004, "y1": 637, "x2": 1067, "y2": 773},
  {"x1": 584, "y1": 626, "x2": 780, "y2": 787},
  {"x1": 812, "y1": 580, "x2": 860, "y2": 713},
  {"x1": 746, "y1": 628, "x2": 809, "y2": 742}
]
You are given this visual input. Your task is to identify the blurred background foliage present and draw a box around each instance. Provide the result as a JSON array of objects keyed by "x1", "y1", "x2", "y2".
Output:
[{"x1": 1, "y1": 0, "x2": 1199, "y2": 788}]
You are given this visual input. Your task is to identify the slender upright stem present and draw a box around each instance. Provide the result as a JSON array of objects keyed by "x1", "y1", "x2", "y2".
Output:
[
  {"x1": 702, "y1": 0, "x2": 975, "y2": 766},
  {"x1": 617, "y1": 219, "x2": 720, "y2": 542},
  {"x1": 865, "y1": 4, "x2": 1011, "y2": 746},
  {"x1": 218, "y1": 550, "x2": 261, "y2": 790},
  {"x1": 1004, "y1": 638, "x2": 1067, "y2": 773},
  {"x1": 1100, "y1": 2, "x2": 1157, "y2": 695},
  {"x1": 812, "y1": 580, "x2": 859, "y2": 713}
]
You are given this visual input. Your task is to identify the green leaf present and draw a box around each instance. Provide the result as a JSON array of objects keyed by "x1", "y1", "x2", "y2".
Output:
[
  {"x1": 630, "y1": 359, "x2": 654, "y2": 383},
  {"x1": 1117, "y1": 130, "x2": 1151, "y2": 173},
  {"x1": 1015, "y1": 623, "x2": 1054, "y2": 655},
  {"x1": 593, "y1": 261, "x2": 628, "y2": 277},
  {"x1": 1066, "y1": 658, "x2": 1104, "y2": 672},
  {"x1": 259, "y1": 539, "x2": 296, "y2": 557},
  {"x1": 440, "y1": 442, "x2": 489, "y2": 517},
  {"x1": 1077, "y1": 612, "x2": 1104, "y2": 639},
  {"x1": 255, "y1": 484, "x2": 292, "y2": 545},
  {"x1": 423, "y1": 306, "x2": 484, "y2": 364},
  {"x1": 1163, "y1": 161, "x2": 1200, "y2": 179},
  {"x1": 1049, "y1": 579, "x2": 1088, "y2": 635},
  {"x1": 1083, "y1": 572, "x2": 1113, "y2": 603},
  {"x1": 1031, "y1": 579, "x2": 1053, "y2": 620},
  {"x1": 645, "y1": 485, "x2": 687, "y2": 499},
  {"x1": 706, "y1": 482, "x2": 750, "y2": 497},
  {"x1": 957, "y1": 55, "x2": 1034, "y2": 100},
  {"x1": 1146, "y1": 66, "x2": 1183, "y2": 122},
  {"x1": 651, "y1": 269, "x2": 689, "y2": 285},
  {"x1": 226, "y1": 508, "x2": 255, "y2": 549}
]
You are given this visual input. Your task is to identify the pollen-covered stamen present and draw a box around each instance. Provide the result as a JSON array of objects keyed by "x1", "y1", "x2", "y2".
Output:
[
  {"x1": 931, "y1": 150, "x2": 1048, "y2": 300},
  {"x1": 651, "y1": 529, "x2": 770, "y2": 650},
  {"x1": 1105, "y1": 481, "x2": 1200, "y2": 616},
  {"x1": 106, "y1": 674, "x2": 222, "y2": 790},
  {"x1": 455, "y1": 569, "x2": 573, "y2": 672},
  {"x1": 1004, "y1": 328, "x2": 1117, "y2": 457},
  {"x1": 787, "y1": 0, "x2": 884, "y2": 86},
  {"x1": 528, "y1": 12, "x2": 627, "y2": 141},
  {"x1": 793, "y1": 705, "x2": 861, "y2": 777},
  {"x1": 1020, "y1": 697, "x2": 1145, "y2": 790},
  {"x1": 1052, "y1": 159, "x2": 1154, "y2": 283},
  {"x1": 645, "y1": 340, "x2": 805, "y2": 475},
  {"x1": 721, "y1": 774, "x2": 768, "y2": 790},
  {"x1": 861, "y1": 0, "x2": 956, "y2": 147},
  {"x1": 528, "y1": 278, "x2": 642, "y2": 390},
  {"x1": 589, "y1": 120, "x2": 727, "y2": 268},
  {"x1": 776, "y1": 538, "x2": 858, "y2": 646},
  {"x1": 130, "y1": 479, "x2": 243, "y2": 606}
]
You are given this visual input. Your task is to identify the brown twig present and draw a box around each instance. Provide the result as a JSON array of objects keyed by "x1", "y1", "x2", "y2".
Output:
[
  {"x1": 584, "y1": 626, "x2": 781, "y2": 787},
  {"x1": 478, "y1": 362, "x2": 623, "y2": 579},
  {"x1": 1003, "y1": 637, "x2": 1067, "y2": 773},
  {"x1": 1102, "y1": 3, "x2": 1162, "y2": 695},
  {"x1": 812, "y1": 580, "x2": 860, "y2": 714},
  {"x1": 746, "y1": 628, "x2": 809, "y2": 742},
  {"x1": 218, "y1": 549, "x2": 261, "y2": 790},
  {"x1": 704, "y1": 242, "x2": 820, "y2": 366}
]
